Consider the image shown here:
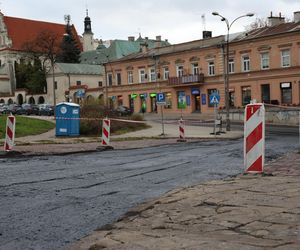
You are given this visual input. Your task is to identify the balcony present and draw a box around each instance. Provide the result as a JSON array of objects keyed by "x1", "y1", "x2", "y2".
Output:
[{"x1": 168, "y1": 73, "x2": 204, "y2": 86}]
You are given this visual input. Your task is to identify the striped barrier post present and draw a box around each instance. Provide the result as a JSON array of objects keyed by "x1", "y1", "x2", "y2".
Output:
[
  {"x1": 177, "y1": 118, "x2": 186, "y2": 142},
  {"x1": 101, "y1": 118, "x2": 110, "y2": 146},
  {"x1": 4, "y1": 115, "x2": 16, "y2": 152},
  {"x1": 244, "y1": 103, "x2": 265, "y2": 173}
]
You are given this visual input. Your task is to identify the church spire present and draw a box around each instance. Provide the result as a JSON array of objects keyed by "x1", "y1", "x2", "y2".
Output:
[{"x1": 84, "y1": 8, "x2": 92, "y2": 33}]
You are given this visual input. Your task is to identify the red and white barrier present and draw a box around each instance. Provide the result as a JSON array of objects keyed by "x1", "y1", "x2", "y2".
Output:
[
  {"x1": 4, "y1": 115, "x2": 16, "y2": 152},
  {"x1": 177, "y1": 118, "x2": 186, "y2": 142},
  {"x1": 244, "y1": 103, "x2": 265, "y2": 173},
  {"x1": 101, "y1": 118, "x2": 110, "y2": 146}
]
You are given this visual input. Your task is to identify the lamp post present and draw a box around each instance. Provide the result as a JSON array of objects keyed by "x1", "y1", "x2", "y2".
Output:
[{"x1": 212, "y1": 12, "x2": 254, "y2": 131}]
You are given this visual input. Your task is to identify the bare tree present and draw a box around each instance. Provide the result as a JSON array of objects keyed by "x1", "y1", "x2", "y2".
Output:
[
  {"x1": 22, "y1": 30, "x2": 62, "y2": 105},
  {"x1": 245, "y1": 17, "x2": 269, "y2": 31}
]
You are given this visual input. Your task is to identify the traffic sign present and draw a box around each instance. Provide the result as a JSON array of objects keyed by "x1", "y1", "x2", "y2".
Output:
[
  {"x1": 209, "y1": 93, "x2": 220, "y2": 105},
  {"x1": 156, "y1": 93, "x2": 166, "y2": 105}
]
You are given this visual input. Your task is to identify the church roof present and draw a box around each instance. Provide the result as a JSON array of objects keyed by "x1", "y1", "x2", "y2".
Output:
[
  {"x1": 2, "y1": 15, "x2": 82, "y2": 52},
  {"x1": 56, "y1": 63, "x2": 103, "y2": 75},
  {"x1": 80, "y1": 38, "x2": 170, "y2": 65}
]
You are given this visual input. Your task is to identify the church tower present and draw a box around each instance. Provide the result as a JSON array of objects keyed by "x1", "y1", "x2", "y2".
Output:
[{"x1": 82, "y1": 9, "x2": 94, "y2": 51}]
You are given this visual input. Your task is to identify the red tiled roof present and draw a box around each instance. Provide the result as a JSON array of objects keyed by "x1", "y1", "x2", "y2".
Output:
[{"x1": 3, "y1": 15, "x2": 82, "y2": 52}]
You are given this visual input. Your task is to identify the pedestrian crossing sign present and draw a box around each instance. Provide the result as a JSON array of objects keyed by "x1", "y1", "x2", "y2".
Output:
[{"x1": 209, "y1": 93, "x2": 220, "y2": 105}]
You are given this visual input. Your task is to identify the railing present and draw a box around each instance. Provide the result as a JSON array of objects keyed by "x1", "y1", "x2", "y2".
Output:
[{"x1": 168, "y1": 73, "x2": 204, "y2": 85}]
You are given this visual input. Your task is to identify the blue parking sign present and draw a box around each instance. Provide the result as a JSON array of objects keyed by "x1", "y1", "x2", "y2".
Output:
[{"x1": 156, "y1": 93, "x2": 166, "y2": 105}]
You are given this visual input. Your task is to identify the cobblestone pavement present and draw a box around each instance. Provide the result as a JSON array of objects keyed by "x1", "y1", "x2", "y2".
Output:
[{"x1": 68, "y1": 152, "x2": 300, "y2": 250}]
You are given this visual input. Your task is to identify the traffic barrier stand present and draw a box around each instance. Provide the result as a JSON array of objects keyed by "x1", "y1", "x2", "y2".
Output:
[
  {"x1": 4, "y1": 115, "x2": 16, "y2": 152},
  {"x1": 177, "y1": 118, "x2": 186, "y2": 142},
  {"x1": 244, "y1": 103, "x2": 265, "y2": 173},
  {"x1": 98, "y1": 118, "x2": 114, "y2": 150}
]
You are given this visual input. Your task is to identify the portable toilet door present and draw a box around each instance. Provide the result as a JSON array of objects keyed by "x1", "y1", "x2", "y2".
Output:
[{"x1": 55, "y1": 102, "x2": 80, "y2": 136}]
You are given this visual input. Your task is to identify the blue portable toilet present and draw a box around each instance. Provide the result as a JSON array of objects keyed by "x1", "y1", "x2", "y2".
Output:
[{"x1": 55, "y1": 102, "x2": 80, "y2": 136}]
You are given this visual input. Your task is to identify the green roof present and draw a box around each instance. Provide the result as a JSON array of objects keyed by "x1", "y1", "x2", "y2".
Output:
[
  {"x1": 80, "y1": 37, "x2": 170, "y2": 65},
  {"x1": 57, "y1": 63, "x2": 103, "y2": 75}
]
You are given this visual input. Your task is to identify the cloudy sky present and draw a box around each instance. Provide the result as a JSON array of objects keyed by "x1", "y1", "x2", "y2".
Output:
[{"x1": 2, "y1": 0, "x2": 299, "y2": 44}]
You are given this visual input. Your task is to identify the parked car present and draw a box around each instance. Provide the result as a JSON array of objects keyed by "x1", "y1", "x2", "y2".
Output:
[
  {"x1": 38, "y1": 104, "x2": 54, "y2": 116},
  {"x1": 7, "y1": 104, "x2": 21, "y2": 115},
  {"x1": 114, "y1": 105, "x2": 133, "y2": 116},
  {"x1": 16, "y1": 104, "x2": 40, "y2": 115},
  {"x1": 0, "y1": 104, "x2": 9, "y2": 114}
]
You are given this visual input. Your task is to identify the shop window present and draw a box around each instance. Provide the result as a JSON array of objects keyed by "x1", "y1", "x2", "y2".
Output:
[
  {"x1": 242, "y1": 86, "x2": 251, "y2": 106},
  {"x1": 281, "y1": 82, "x2": 292, "y2": 104},
  {"x1": 165, "y1": 92, "x2": 172, "y2": 109},
  {"x1": 177, "y1": 91, "x2": 186, "y2": 109}
]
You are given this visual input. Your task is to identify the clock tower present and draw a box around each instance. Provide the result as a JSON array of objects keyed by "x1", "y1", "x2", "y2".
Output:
[{"x1": 82, "y1": 9, "x2": 94, "y2": 51}]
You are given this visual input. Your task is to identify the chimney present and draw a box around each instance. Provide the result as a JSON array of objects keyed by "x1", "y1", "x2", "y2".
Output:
[
  {"x1": 140, "y1": 42, "x2": 148, "y2": 53},
  {"x1": 294, "y1": 11, "x2": 300, "y2": 23},
  {"x1": 268, "y1": 11, "x2": 285, "y2": 26},
  {"x1": 203, "y1": 31, "x2": 212, "y2": 39},
  {"x1": 156, "y1": 35, "x2": 161, "y2": 41},
  {"x1": 128, "y1": 36, "x2": 135, "y2": 42}
]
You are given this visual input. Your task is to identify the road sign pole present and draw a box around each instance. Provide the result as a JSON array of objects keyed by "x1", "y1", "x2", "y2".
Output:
[
  {"x1": 214, "y1": 103, "x2": 217, "y2": 136},
  {"x1": 161, "y1": 106, "x2": 165, "y2": 136}
]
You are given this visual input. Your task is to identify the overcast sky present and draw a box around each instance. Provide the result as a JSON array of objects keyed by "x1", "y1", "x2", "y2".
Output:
[{"x1": 2, "y1": 0, "x2": 299, "y2": 44}]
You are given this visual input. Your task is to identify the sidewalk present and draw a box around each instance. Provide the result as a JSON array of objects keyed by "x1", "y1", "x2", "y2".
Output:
[{"x1": 69, "y1": 152, "x2": 300, "y2": 250}]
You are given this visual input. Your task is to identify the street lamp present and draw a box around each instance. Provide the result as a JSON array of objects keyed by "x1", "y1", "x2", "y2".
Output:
[{"x1": 212, "y1": 12, "x2": 254, "y2": 131}]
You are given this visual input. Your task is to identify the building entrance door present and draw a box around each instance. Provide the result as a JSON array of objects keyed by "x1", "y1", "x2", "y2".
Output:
[
  {"x1": 194, "y1": 94, "x2": 201, "y2": 112},
  {"x1": 150, "y1": 96, "x2": 157, "y2": 113}
]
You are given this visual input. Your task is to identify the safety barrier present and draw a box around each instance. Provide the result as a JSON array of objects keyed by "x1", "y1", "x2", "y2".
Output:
[
  {"x1": 4, "y1": 115, "x2": 16, "y2": 151},
  {"x1": 244, "y1": 103, "x2": 265, "y2": 173},
  {"x1": 101, "y1": 118, "x2": 111, "y2": 146},
  {"x1": 177, "y1": 118, "x2": 186, "y2": 142}
]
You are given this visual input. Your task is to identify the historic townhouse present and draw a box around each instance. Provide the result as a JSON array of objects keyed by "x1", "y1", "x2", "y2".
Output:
[{"x1": 103, "y1": 12, "x2": 300, "y2": 114}]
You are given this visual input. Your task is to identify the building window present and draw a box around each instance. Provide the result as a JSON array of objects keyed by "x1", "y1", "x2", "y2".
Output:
[
  {"x1": 207, "y1": 88, "x2": 217, "y2": 107},
  {"x1": 176, "y1": 65, "x2": 184, "y2": 77},
  {"x1": 261, "y1": 84, "x2": 270, "y2": 103},
  {"x1": 128, "y1": 71, "x2": 133, "y2": 84},
  {"x1": 242, "y1": 55, "x2": 250, "y2": 72},
  {"x1": 76, "y1": 81, "x2": 81, "y2": 86},
  {"x1": 261, "y1": 52, "x2": 269, "y2": 70},
  {"x1": 116, "y1": 72, "x2": 122, "y2": 85},
  {"x1": 139, "y1": 69, "x2": 146, "y2": 83},
  {"x1": 192, "y1": 63, "x2": 199, "y2": 75},
  {"x1": 107, "y1": 73, "x2": 113, "y2": 86},
  {"x1": 54, "y1": 81, "x2": 57, "y2": 90},
  {"x1": 242, "y1": 86, "x2": 251, "y2": 106},
  {"x1": 98, "y1": 81, "x2": 102, "y2": 87},
  {"x1": 281, "y1": 49, "x2": 290, "y2": 67},
  {"x1": 228, "y1": 58, "x2": 234, "y2": 73},
  {"x1": 281, "y1": 82, "x2": 292, "y2": 104},
  {"x1": 208, "y1": 61, "x2": 215, "y2": 76},
  {"x1": 163, "y1": 67, "x2": 169, "y2": 80},
  {"x1": 149, "y1": 68, "x2": 156, "y2": 82}
]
